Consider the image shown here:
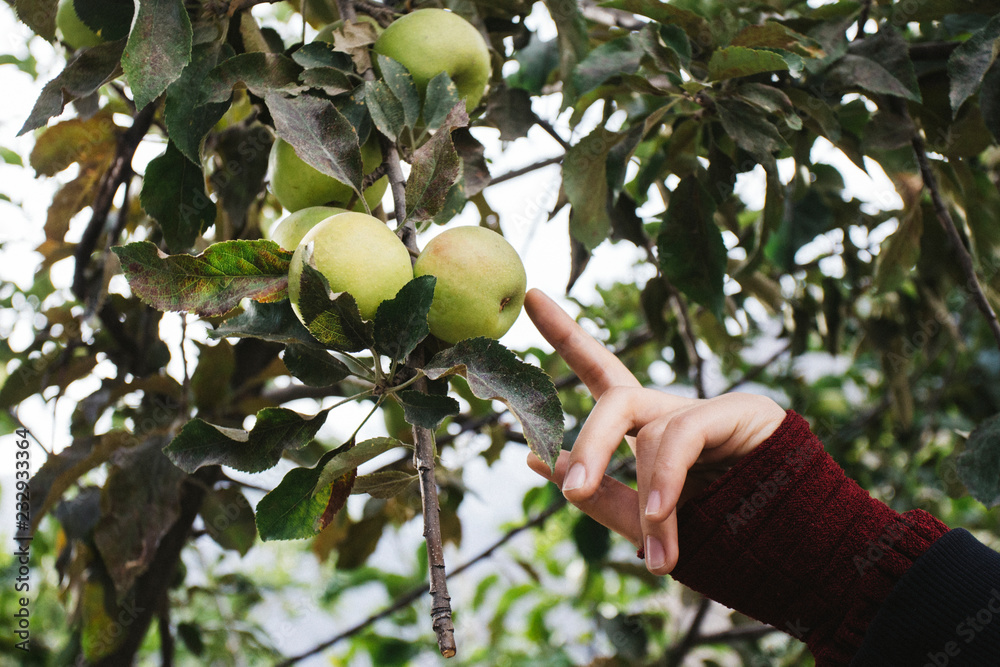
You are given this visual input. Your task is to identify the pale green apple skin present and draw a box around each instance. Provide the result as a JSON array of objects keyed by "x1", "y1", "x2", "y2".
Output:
[
  {"x1": 57, "y1": 0, "x2": 103, "y2": 49},
  {"x1": 288, "y1": 212, "x2": 414, "y2": 322},
  {"x1": 268, "y1": 206, "x2": 347, "y2": 250},
  {"x1": 267, "y1": 137, "x2": 388, "y2": 213},
  {"x1": 414, "y1": 226, "x2": 526, "y2": 344},
  {"x1": 373, "y1": 8, "x2": 491, "y2": 112}
]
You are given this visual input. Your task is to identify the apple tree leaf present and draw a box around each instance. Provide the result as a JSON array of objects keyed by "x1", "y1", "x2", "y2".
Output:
[
  {"x1": 424, "y1": 338, "x2": 563, "y2": 470},
  {"x1": 563, "y1": 126, "x2": 623, "y2": 250},
  {"x1": 74, "y1": 0, "x2": 135, "y2": 41},
  {"x1": 573, "y1": 34, "x2": 643, "y2": 97},
  {"x1": 19, "y1": 39, "x2": 127, "y2": 135},
  {"x1": 601, "y1": 0, "x2": 713, "y2": 46},
  {"x1": 14, "y1": 0, "x2": 58, "y2": 40},
  {"x1": 29, "y1": 111, "x2": 118, "y2": 177},
  {"x1": 365, "y1": 78, "x2": 407, "y2": 141},
  {"x1": 313, "y1": 437, "x2": 405, "y2": 494},
  {"x1": 424, "y1": 72, "x2": 462, "y2": 130},
  {"x1": 715, "y1": 99, "x2": 787, "y2": 163},
  {"x1": 282, "y1": 344, "x2": 352, "y2": 387},
  {"x1": 657, "y1": 176, "x2": 726, "y2": 320},
  {"x1": 209, "y1": 301, "x2": 316, "y2": 347},
  {"x1": 112, "y1": 240, "x2": 292, "y2": 317},
  {"x1": 200, "y1": 487, "x2": 257, "y2": 556},
  {"x1": 373, "y1": 276, "x2": 436, "y2": 364},
  {"x1": 948, "y1": 14, "x2": 1000, "y2": 114},
  {"x1": 377, "y1": 54, "x2": 421, "y2": 128},
  {"x1": 956, "y1": 413, "x2": 1000, "y2": 508},
  {"x1": 139, "y1": 142, "x2": 217, "y2": 253},
  {"x1": 707, "y1": 46, "x2": 789, "y2": 81},
  {"x1": 404, "y1": 103, "x2": 468, "y2": 224},
  {"x1": 295, "y1": 248, "x2": 375, "y2": 352},
  {"x1": 164, "y1": 407, "x2": 330, "y2": 474},
  {"x1": 352, "y1": 470, "x2": 417, "y2": 499},
  {"x1": 255, "y1": 446, "x2": 357, "y2": 541},
  {"x1": 202, "y1": 52, "x2": 306, "y2": 104},
  {"x1": 165, "y1": 41, "x2": 235, "y2": 164},
  {"x1": 394, "y1": 390, "x2": 460, "y2": 430},
  {"x1": 542, "y1": 0, "x2": 590, "y2": 107},
  {"x1": 121, "y1": 0, "x2": 193, "y2": 110},
  {"x1": 265, "y1": 92, "x2": 364, "y2": 201}
]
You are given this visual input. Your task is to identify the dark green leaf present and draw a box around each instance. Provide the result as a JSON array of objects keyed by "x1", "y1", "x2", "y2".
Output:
[
  {"x1": 543, "y1": 0, "x2": 590, "y2": 107},
  {"x1": 302, "y1": 67, "x2": 355, "y2": 96},
  {"x1": 177, "y1": 623, "x2": 204, "y2": 657},
  {"x1": 395, "y1": 390, "x2": 460, "y2": 430},
  {"x1": 73, "y1": 0, "x2": 133, "y2": 40},
  {"x1": 93, "y1": 438, "x2": 186, "y2": 596},
  {"x1": 140, "y1": 142, "x2": 216, "y2": 253},
  {"x1": 373, "y1": 276, "x2": 436, "y2": 363},
  {"x1": 708, "y1": 46, "x2": 789, "y2": 81},
  {"x1": 164, "y1": 41, "x2": 234, "y2": 164},
  {"x1": 957, "y1": 413, "x2": 1000, "y2": 507},
  {"x1": 291, "y1": 41, "x2": 355, "y2": 71},
  {"x1": 313, "y1": 437, "x2": 404, "y2": 493},
  {"x1": 376, "y1": 54, "x2": 420, "y2": 129},
  {"x1": 121, "y1": 0, "x2": 193, "y2": 110},
  {"x1": 424, "y1": 338, "x2": 563, "y2": 470},
  {"x1": 352, "y1": 470, "x2": 417, "y2": 498},
  {"x1": 203, "y1": 52, "x2": 306, "y2": 104},
  {"x1": 365, "y1": 78, "x2": 407, "y2": 140},
  {"x1": 564, "y1": 127, "x2": 623, "y2": 250},
  {"x1": 981, "y1": 61, "x2": 1000, "y2": 143},
  {"x1": 201, "y1": 487, "x2": 257, "y2": 556},
  {"x1": 265, "y1": 92, "x2": 364, "y2": 200},
  {"x1": 282, "y1": 345, "x2": 352, "y2": 387},
  {"x1": 507, "y1": 33, "x2": 559, "y2": 94},
  {"x1": 485, "y1": 84, "x2": 538, "y2": 141},
  {"x1": 424, "y1": 72, "x2": 462, "y2": 130},
  {"x1": 949, "y1": 14, "x2": 1000, "y2": 114},
  {"x1": 15, "y1": 0, "x2": 58, "y2": 40},
  {"x1": 164, "y1": 408, "x2": 330, "y2": 474},
  {"x1": 601, "y1": 0, "x2": 713, "y2": 46},
  {"x1": 404, "y1": 104, "x2": 467, "y2": 224},
  {"x1": 255, "y1": 446, "x2": 357, "y2": 541},
  {"x1": 295, "y1": 252, "x2": 375, "y2": 351},
  {"x1": 210, "y1": 300, "x2": 317, "y2": 346},
  {"x1": 573, "y1": 34, "x2": 643, "y2": 97},
  {"x1": 113, "y1": 240, "x2": 292, "y2": 317},
  {"x1": 716, "y1": 99, "x2": 787, "y2": 162},
  {"x1": 764, "y1": 188, "x2": 834, "y2": 271},
  {"x1": 209, "y1": 122, "x2": 273, "y2": 233},
  {"x1": 657, "y1": 176, "x2": 726, "y2": 319},
  {"x1": 573, "y1": 514, "x2": 611, "y2": 564},
  {"x1": 19, "y1": 39, "x2": 126, "y2": 135}
]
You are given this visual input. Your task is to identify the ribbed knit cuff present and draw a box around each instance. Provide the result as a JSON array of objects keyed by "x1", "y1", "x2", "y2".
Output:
[{"x1": 670, "y1": 411, "x2": 949, "y2": 665}]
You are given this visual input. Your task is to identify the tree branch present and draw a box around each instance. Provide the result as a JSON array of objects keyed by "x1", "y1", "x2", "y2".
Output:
[
  {"x1": 905, "y1": 107, "x2": 1000, "y2": 351},
  {"x1": 666, "y1": 597, "x2": 711, "y2": 666}
]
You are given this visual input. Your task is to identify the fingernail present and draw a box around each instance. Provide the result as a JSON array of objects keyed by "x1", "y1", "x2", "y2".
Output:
[
  {"x1": 645, "y1": 535, "x2": 666, "y2": 571},
  {"x1": 562, "y1": 463, "x2": 586, "y2": 492},
  {"x1": 645, "y1": 490, "x2": 662, "y2": 517}
]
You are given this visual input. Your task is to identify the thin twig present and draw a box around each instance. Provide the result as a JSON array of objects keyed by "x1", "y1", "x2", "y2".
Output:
[
  {"x1": 535, "y1": 118, "x2": 572, "y2": 151},
  {"x1": 905, "y1": 106, "x2": 1000, "y2": 351},
  {"x1": 719, "y1": 341, "x2": 791, "y2": 395},
  {"x1": 854, "y1": 0, "x2": 873, "y2": 40},
  {"x1": 667, "y1": 597, "x2": 711, "y2": 666},
  {"x1": 489, "y1": 155, "x2": 563, "y2": 186}
]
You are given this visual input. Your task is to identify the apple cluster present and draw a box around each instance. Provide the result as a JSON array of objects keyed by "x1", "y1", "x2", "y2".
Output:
[{"x1": 279, "y1": 212, "x2": 526, "y2": 345}]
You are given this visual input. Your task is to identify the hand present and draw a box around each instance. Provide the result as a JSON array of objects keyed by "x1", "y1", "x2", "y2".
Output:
[{"x1": 524, "y1": 289, "x2": 786, "y2": 574}]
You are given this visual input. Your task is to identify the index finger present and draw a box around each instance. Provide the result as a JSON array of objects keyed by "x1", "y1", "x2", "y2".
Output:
[{"x1": 524, "y1": 289, "x2": 640, "y2": 399}]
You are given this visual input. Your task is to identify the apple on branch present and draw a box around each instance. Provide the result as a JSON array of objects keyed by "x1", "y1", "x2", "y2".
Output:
[
  {"x1": 414, "y1": 226, "x2": 526, "y2": 345},
  {"x1": 266, "y1": 206, "x2": 347, "y2": 251}
]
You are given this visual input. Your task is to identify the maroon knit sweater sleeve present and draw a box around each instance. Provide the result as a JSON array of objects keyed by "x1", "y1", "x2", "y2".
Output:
[{"x1": 670, "y1": 411, "x2": 949, "y2": 665}]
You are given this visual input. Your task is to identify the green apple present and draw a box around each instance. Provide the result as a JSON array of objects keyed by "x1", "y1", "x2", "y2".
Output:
[
  {"x1": 373, "y1": 9, "x2": 492, "y2": 112},
  {"x1": 57, "y1": 0, "x2": 103, "y2": 49},
  {"x1": 267, "y1": 206, "x2": 347, "y2": 250},
  {"x1": 414, "y1": 226, "x2": 526, "y2": 344},
  {"x1": 288, "y1": 212, "x2": 413, "y2": 322},
  {"x1": 267, "y1": 137, "x2": 388, "y2": 213}
]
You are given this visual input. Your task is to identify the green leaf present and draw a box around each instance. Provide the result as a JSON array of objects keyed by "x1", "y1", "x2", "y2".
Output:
[
  {"x1": 764, "y1": 188, "x2": 834, "y2": 271},
  {"x1": 352, "y1": 470, "x2": 417, "y2": 499},
  {"x1": 209, "y1": 123, "x2": 273, "y2": 233},
  {"x1": 424, "y1": 72, "x2": 462, "y2": 131},
  {"x1": 294, "y1": 251, "x2": 375, "y2": 351},
  {"x1": 564, "y1": 127, "x2": 623, "y2": 250},
  {"x1": 573, "y1": 34, "x2": 644, "y2": 97},
  {"x1": 376, "y1": 54, "x2": 421, "y2": 128},
  {"x1": 601, "y1": 0, "x2": 712, "y2": 46},
  {"x1": 201, "y1": 487, "x2": 257, "y2": 556},
  {"x1": 291, "y1": 41, "x2": 355, "y2": 71},
  {"x1": 875, "y1": 204, "x2": 923, "y2": 294},
  {"x1": 365, "y1": 78, "x2": 407, "y2": 140},
  {"x1": 716, "y1": 99, "x2": 787, "y2": 162},
  {"x1": 313, "y1": 437, "x2": 404, "y2": 493},
  {"x1": 826, "y1": 26, "x2": 921, "y2": 103},
  {"x1": 165, "y1": 42, "x2": 234, "y2": 164},
  {"x1": 948, "y1": 14, "x2": 1000, "y2": 114},
  {"x1": 573, "y1": 514, "x2": 611, "y2": 564},
  {"x1": 0, "y1": 147, "x2": 23, "y2": 166},
  {"x1": 19, "y1": 39, "x2": 126, "y2": 135},
  {"x1": 164, "y1": 408, "x2": 330, "y2": 474},
  {"x1": 424, "y1": 338, "x2": 563, "y2": 470},
  {"x1": 121, "y1": 0, "x2": 193, "y2": 110},
  {"x1": 113, "y1": 240, "x2": 292, "y2": 317},
  {"x1": 543, "y1": 0, "x2": 590, "y2": 107},
  {"x1": 203, "y1": 52, "x2": 306, "y2": 104},
  {"x1": 15, "y1": 0, "x2": 58, "y2": 40},
  {"x1": 404, "y1": 104, "x2": 468, "y2": 224},
  {"x1": 957, "y1": 413, "x2": 1000, "y2": 507},
  {"x1": 210, "y1": 300, "x2": 316, "y2": 346},
  {"x1": 981, "y1": 61, "x2": 1000, "y2": 143},
  {"x1": 265, "y1": 92, "x2": 364, "y2": 201},
  {"x1": 730, "y1": 21, "x2": 822, "y2": 58},
  {"x1": 255, "y1": 446, "x2": 357, "y2": 541},
  {"x1": 373, "y1": 276, "x2": 436, "y2": 364},
  {"x1": 708, "y1": 46, "x2": 789, "y2": 81},
  {"x1": 140, "y1": 142, "x2": 216, "y2": 253},
  {"x1": 74, "y1": 0, "x2": 134, "y2": 40},
  {"x1": 657, "y1": 176, "x2": 726, "y2": 319},
  {"x1": 394, "y1": 390, "x2": 460, "y2": 430},
  {"x1": 282, "y1": 344, "x2": 352, "y2": 387},
  {"x1": 507, "y1": 33, "x2": 559, "y2": 95}
]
